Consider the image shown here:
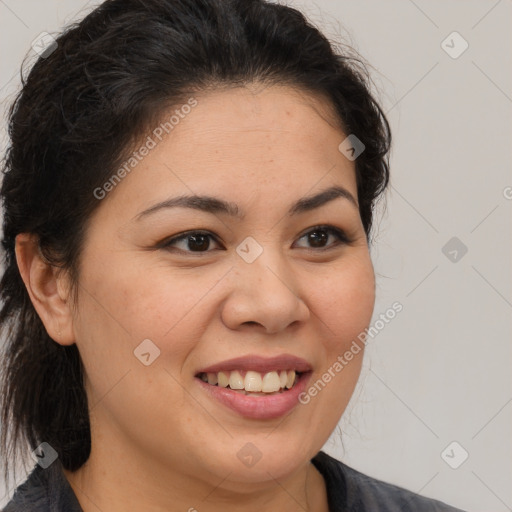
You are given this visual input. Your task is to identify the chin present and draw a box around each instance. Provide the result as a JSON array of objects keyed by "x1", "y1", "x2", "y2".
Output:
[{"x1": 211, "y1": 437, "x2": 312, "y2": 483}]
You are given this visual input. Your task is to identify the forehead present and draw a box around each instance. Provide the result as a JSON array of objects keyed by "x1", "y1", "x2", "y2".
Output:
[
  {"x1": 94, "y1": 84, "x2": 357, "y2": 219},
  {"x1": 170, "y1": 84, "x2": 344, "y2": 147}
]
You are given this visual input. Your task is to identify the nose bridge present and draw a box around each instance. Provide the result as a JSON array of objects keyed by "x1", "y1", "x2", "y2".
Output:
[
  {"x1": 235, "y1": 235, "x2": 292, "y2": 295},
  {"x1": 223, "y1": 236, "x2": 309, "y2": 332}
]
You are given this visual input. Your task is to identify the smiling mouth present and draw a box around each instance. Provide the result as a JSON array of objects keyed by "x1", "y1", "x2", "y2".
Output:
[{"x1": 196, "y1": 369, "x2": 304, "y2": 396}]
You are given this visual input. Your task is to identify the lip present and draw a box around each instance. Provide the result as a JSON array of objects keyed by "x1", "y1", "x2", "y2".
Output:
[
  {"x1": 195, "y1": 370, "x2": 312, "y2": 420},
  {"x1": 195, "y1": 353, "x2": 313, "y2": 374}
]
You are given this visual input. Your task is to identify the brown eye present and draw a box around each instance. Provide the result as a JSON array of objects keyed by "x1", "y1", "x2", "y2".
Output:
[
  {"x1": 160, "y1": 231, "x2": 221, "y2": 253},
  {"x1": 306, "y1": 229, "x2": 329, "y2": 248},
  {"x1": 293, "y1": 225, "x2": 350, "y2": 250}
]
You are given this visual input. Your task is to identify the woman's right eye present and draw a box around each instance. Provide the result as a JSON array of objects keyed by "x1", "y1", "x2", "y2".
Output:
[{"x1": 159, "y1": 231, "x2": 222, "y2": 254}]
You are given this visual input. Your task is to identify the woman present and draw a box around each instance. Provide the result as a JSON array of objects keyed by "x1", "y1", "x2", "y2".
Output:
[{"x1": 0, "y1": 0, "x2": 466, "y2": 510}]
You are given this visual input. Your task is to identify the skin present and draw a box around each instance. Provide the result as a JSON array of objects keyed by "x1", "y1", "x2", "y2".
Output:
[{"x1": 15, "y1": 84, "x2": 376, "y2": 512}]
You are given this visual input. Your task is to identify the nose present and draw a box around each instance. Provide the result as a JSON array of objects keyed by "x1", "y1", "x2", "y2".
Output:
[{"x1": 221, "y1": 250, "x2": 311, "y2": 334}]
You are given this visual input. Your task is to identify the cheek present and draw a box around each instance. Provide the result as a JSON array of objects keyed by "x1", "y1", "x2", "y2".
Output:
[
  {"x1": 292, "y1": 255, "x2": 375, "y2": 452},
  {"x1": 78, "y1": 255, "x2": 211, "y2": 342},
  {"x1": 312, "y1": 253, "x2": 376, "y2": 349},
  {"x1": 72, "y1": 256, "x2": 227, "y2": 413},
  {"x1": 72, "y1": 265, "x2": 197, "y2": 433}
]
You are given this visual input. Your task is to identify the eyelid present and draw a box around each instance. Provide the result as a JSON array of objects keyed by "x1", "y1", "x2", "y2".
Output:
[
  {"x1": 155, "y1": 230, "x2": 221, "y2": 252},
  {"x1": 295, "y1": 224, "x2": 352, "y2": 246}
]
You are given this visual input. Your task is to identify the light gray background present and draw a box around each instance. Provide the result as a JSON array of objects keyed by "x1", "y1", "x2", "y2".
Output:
[{"x1": 0, "y1": 1, "x2": 510, "y2": 511}]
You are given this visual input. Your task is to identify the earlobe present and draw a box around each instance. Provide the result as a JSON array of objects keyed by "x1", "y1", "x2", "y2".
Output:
[{"x1": 14, "y1": 233, "x2": 75, "y2": 346}]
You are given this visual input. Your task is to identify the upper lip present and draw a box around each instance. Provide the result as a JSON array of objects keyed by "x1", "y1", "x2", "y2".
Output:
[{"x1": 195, "y1": 354, "x2": 313, "y2": 375}]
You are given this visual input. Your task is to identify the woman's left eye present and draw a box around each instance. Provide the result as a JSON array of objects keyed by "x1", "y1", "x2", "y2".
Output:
[
  {"x1": 159, "y1": 225, "x2": 350, "y2": 254},
  {"x1": 294, "y1": 225, "x2": 351, "y2": 250}
]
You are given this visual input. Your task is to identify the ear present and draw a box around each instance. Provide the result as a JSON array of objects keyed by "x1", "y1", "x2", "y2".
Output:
[{"x1": 15, "y1": 233, "x2": 75, "y2": 346}]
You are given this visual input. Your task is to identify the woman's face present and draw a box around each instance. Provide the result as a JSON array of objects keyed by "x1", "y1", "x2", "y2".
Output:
[{"x1": 69, "y1": 85, "x2": 375, "y2": 488}]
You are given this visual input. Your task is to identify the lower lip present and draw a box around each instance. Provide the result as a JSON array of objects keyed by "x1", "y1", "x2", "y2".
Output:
[{"x1": 195, "y1": 372, "x2": 312, "y2": 420}]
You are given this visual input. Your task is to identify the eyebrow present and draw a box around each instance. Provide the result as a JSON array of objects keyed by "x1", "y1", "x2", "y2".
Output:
[{"x1": 134, "y1": 185, "x2": 358, "y2": 222}]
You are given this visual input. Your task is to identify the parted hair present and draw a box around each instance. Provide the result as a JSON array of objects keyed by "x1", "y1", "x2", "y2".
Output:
[{"x1": 0, "y1": 0, "x2": 391, "y2": 487}]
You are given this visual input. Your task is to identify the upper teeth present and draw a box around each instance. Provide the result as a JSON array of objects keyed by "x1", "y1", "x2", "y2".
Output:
[{"x1": 200, "y1": 370, "x2": 297, "y2": 392}]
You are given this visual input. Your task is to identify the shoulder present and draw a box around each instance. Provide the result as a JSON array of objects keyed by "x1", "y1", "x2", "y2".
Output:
[
  {"x1": 2, "y1": 460, "x2": 82, "y2": 512},
  {"x1": 311, "y1": 451, "x2": 467, "y2": 512}
]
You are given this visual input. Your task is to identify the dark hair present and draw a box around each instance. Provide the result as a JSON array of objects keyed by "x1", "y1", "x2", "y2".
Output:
[{"x1": 0, "y1": 0, "x2": 391, "y2": 486}]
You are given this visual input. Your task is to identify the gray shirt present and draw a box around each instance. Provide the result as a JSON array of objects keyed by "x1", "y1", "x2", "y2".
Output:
[{"x1": 2, "y1": 450, "x2": 466, "y2": 511}]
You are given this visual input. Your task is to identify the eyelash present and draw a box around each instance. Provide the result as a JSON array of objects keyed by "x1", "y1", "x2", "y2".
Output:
[{"x1": 158, "y1": 225, "x2": 352, "y2": 255}]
